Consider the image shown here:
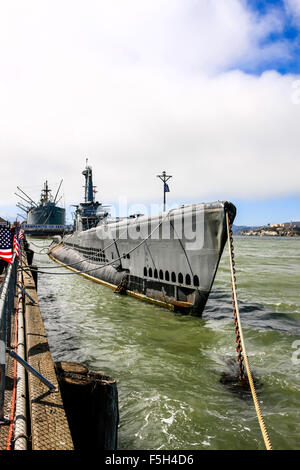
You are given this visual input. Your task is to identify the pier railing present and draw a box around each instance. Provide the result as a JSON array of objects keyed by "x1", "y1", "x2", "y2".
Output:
[{"x1": 0, "y1": 255, "x2": 17, "y2": 421}]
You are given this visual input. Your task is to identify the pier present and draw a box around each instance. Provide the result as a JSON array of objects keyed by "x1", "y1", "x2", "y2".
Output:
[{"x1": 0, "y1": 237, "x2": 119, "y2": 451}]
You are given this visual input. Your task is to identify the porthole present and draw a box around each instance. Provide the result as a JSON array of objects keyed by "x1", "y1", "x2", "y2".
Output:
[
  {"x1": 186, "y1": 274, "x2": 191, "y2": 285},
  {"x1": 149, "y1": 268, "x2": 153, "y2": 277},
  {"x1": 165, "y1": 271, "x2": 170, "y2": 281},
  {"x1": 194, "y1": 275, "x2": 199, "y2": 287},
  {"x1": 178, "y1": 273, "x2": 183, "y2": 284},
  {"x1": 171, "y1": 272, "x2": 176, "y2": 282},
  {"x1": 144, "y1": 267, "x2": 147, "y2": 276},
  {"x1": 159, "y1": 269, "x2": 164, "y2": 280},
  {"x1": 154, "y1": 269, "x2": 158, "y2": 279}
]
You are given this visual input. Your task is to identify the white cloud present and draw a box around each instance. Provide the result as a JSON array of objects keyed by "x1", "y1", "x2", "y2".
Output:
[
  {"x1": 0, "y1": 0, "x2": 299, "y2": 218},
  {"x1": 284, "y1": 0, "x2": 300, "y2": 25}
]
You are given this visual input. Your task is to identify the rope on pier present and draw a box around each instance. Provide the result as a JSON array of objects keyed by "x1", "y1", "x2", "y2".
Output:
[{"x1": 226, "y1": 211, "x2": 272, "y2": 451}]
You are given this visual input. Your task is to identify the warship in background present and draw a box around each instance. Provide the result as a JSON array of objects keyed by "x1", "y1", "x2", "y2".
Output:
[
  {"x1": 48, "y1": 161, "x2": 236, "y2": 316},
  {"x1": 16, "y1": 180, "x2": 71, "y2": 236}
]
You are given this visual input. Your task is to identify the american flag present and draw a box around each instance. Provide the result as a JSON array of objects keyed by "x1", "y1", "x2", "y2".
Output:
[
  {"x1": 0, "y1": 227, "x2": 13, "y2": 264},
  {"x1": 13, "y1": 235, "x2": 20, "y2": 258},
  {"x1": 18, "y1": 229, "x2": 24, "y2": 240}
]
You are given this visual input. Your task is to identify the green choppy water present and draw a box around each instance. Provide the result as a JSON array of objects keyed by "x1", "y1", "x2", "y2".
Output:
[{"x1": 31, "y1": 236, "x2": 300, "y2": 450}]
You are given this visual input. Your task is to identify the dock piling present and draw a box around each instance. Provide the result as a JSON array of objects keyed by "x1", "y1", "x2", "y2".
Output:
[{"x1": 55, "y1": 361, "x2": 119, "y2": 450}]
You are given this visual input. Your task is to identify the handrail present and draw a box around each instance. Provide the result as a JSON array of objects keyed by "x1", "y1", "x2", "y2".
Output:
[{"x1": 0, "y1": 255, "x2": 17, "y2": 421}]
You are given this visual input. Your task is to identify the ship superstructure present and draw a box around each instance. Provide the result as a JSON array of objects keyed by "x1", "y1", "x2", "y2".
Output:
[
  {"x1": 16, "y1": 180, "x2": 68, "y2": 236},
  {"x1": 49, "y1": 162, "x2": 236, "y2": 315}
]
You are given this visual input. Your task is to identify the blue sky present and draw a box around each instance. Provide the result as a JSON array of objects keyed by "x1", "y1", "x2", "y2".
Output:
[
  {"x1": 231, "y1": 196, "x2": 300, "y2": 225},
  {"x1": 232, "y1": 0, "x2": 300, "y2": 224},
  {"x1": 0, "y1": 0, "x2": 300, "y2": 227},
  {"x1": 242, "y1": 0, "x2": 300, "y2": 74},
  {"x1": 246, "y1": 0, "x2": 300, "y2": 72}
]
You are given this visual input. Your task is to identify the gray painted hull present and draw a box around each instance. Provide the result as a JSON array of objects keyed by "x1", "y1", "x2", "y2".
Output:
[{"x1": 49, "y1": 201, "x2": 236, "y2": 315}]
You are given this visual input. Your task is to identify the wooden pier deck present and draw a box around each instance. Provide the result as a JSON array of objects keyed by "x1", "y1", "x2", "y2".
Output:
[{"x1": 0, "y1": 250, "x2": 74, "y2": 450}]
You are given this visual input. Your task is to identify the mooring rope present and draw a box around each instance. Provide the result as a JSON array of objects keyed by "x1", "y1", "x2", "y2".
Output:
[
  {"x1": 25, "y1": 223, "x2": 144, "y2": 269},
  {"x1": 26, "y1": 240, "x2": 52, "y2": 249},
  {"x1": 226, "y1": 211, "x2": 272, "y2": 451},
  {"x1": 23, "y1": 210, "x2": 175, "y2": 276},
  {"x1": 21, "y1": 255, "x2": 86, "y2": 270},
  {"x1": 28, "y1": 250, "x2": 53, "y2": 256}
]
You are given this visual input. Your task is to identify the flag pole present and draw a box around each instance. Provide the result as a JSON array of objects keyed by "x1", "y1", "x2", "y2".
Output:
[{"x1": 157, "y1": 171, "x2": 172, "y2": 212}]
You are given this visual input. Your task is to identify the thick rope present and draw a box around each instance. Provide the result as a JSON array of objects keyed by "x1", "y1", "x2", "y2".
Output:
[{"x1": 226, "y1": 211, "x2": 272, "y2": 451}]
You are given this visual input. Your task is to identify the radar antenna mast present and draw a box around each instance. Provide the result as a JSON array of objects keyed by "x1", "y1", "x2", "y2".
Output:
[{"x1": 157, "y1": 171, "x2": 172, "y2": 212}]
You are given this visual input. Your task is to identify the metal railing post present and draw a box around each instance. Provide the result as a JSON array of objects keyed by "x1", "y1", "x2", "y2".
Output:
[{"x1": 7, "y1": 350, "x2": 56, "y2": 392}]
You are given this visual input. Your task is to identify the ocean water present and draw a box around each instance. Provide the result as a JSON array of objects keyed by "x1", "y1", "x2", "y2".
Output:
[{"x1": 31, "y1": 236, "x2": 300, "y2": 450}]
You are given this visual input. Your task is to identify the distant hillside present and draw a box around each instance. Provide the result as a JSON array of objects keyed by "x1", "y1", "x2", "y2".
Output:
[{"x1": 238, "y1": 223, "x2": 300, "y2": 237}]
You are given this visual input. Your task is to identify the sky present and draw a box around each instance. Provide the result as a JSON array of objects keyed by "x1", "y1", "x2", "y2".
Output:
[{"x1": 1, "y1": 0, "x2": 300, "y2": 226}]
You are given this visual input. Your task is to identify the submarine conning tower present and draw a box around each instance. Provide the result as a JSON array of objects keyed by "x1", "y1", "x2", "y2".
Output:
[
  {"x1": 74, "y1": 159, "x2": 103, "y2": 232},
  {"x1": 82, "y1": 159, "x2": 94, "y2": 204}
]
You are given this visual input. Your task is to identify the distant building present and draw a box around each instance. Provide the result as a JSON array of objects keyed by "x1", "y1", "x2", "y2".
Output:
[
  {"x1": 0, "y1": 216, "x2": 9, "y2": 226},
  {"x1": 282, "y1": 221, "x2": 300, "y2": 228},
  {"x1": 270, "y1": 221, "x2": 300, "y2": 228},
  {"x1": 280, "y1": 223, "x2": 291, "y2": 228}
]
